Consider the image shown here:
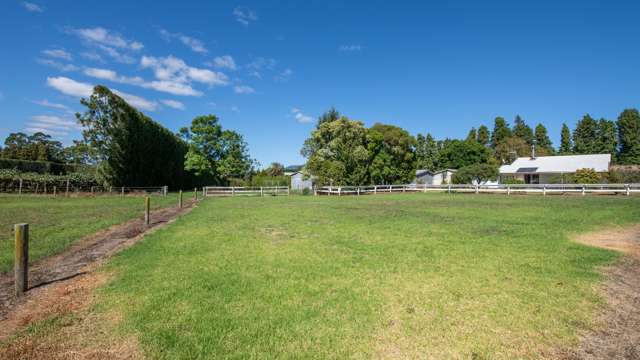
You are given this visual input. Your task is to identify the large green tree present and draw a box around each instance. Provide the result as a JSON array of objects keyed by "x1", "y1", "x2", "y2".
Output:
[
  {"x1": 2, "y1": 132, "x2": 64, "y2": 162},
  {"x1": 534, "y1": 123, "x2": 553, "y2": 154},
  {"x1": 367, "y1": 123, "x2": 416, "y2": 184},
  {"x1": 477, "y1": 125, "x2": 490, "y2": 147},
  {"x1": 466, "y1": 128, "x2": 478, "y2": 142},
  {"x1": 301, "y1": 116, "x2": 370, "y2": 185},
  {"x1": 494, "y1": 136, "x2": 530, "y2": 164},
  {"x1": 512, "y1": 115, "x2": 534, "y2": 145},
  {"x1": 437, "y1": 140, "x2": 492, "y2": 169},
  {"x1": 573, "y1": 114, "x2": 599, "y2": 154},
  {"x1": 617, "y1": 109, "x2": 640, "y2": 164},
  {"x1": 490, "y1": 117, "x2": 511, "y2": 148},
  {"x1": 596, "y1": 118, "x2": 617, "y2": 158},
  {"x1": 415, "y1": 133, "x2": 439, "y2": 171},
  {"x1": 559, "y1": 123, "x2": 572, "y2": 154}
]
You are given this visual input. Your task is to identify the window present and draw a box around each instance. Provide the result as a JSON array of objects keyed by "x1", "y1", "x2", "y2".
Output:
[{"x1": 524, "y1": 174, "x2": 539, "y2": 184}]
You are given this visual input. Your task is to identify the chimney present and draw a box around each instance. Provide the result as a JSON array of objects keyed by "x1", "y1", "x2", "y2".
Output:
[{"x1": 530, "y1": 144, "x2": 536, "y2": 160}]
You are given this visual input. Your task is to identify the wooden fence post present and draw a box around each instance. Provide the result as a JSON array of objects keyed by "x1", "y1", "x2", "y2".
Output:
[
  {"x1": 194, "y1": 188, "x2": 198, "y2": 201},
  {"x1": 18, "y1": 178, "x2": 23, "y2": 196},
  {"x1": 53, "y1": 186, "x2": 57, "y2": 198},
  {"x1": 357, "y1": 187, "x2": 360, "y2": 196},
  {"x1": 475, "y1": 184, "x2": 479, "y2": 194},
  {"x1": 178, "y1": 190, "x2": 183, "y2": 208},
  {"x1": 287, "y1": 187, "x2": 290, "y2": 196},
  {"x1": 374, "y1": 185, "x2": 377, "y2": 194},
  {"x1": 144, "y1": 197, "x2": 150, "y2": 225},
  {"x1": 448, "y1": 184, "x2": 451, "y2": 194},
  {"x1": 543, "y1": 185, "x2": 546, "y2": 196},
  {"x1": 65, "y1": 179, "x2": 70, "y2": 197},
  {"x1": 232, "y1": 187, "x2": 235, "y2": 197},
  {"x1": 91, "y1": 186, "x2": 94, "y2": 196},
  {"x1": 121, "y1": 186, "x2": 125, "y2": 197},
  {"x1": 582, "y1": 185, "x2": 586, "y2": 196},
  {"x1": 202, "y1": 187, "x2": 206, "y2": 198},
  {"x1": 260, "y1": 187, "x2": 264, "y2": 197},
  {"x1": 626, "y1": 184, "x2": 630, "y2": 196},
  {"x1": 14, "y1": 223, "x2": 29, "y2": 296},
  {"x1": 507, "y1": 185, "x2": 511, "y2": 196}
]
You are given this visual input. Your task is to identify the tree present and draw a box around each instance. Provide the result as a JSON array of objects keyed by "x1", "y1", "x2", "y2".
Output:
[
  {"x1": 451, "y1": 164, "x2": 499, "y2": 184},
  {"x1": 301, "y1": 116, "x2": 370, "y2": 185},
  {"x1": 534, "y1": 123, "x2": 553, "y2": 154},
  {"x1": 415, "y1": 133, "x2": 438, "y2": 171},
  {"x1": 2, "y1": 132, "x2": 30, "y2": 159},
  {"x1": 466, "y1": 128, "x2": 477, "y2": 142},
  {"x1": 477, "y1": 125, "x2": 490, "y2": 147},
  {"x1": 494, "y1": 136, "x2": 530, "y2": 164},
  {"x1": 617, "y1": 108, "x2": 640, "y2": 164},
  {"x1": 437, "y1": 140, "x2": 492, "y2": 169},
  {"x1": 317, "y1": 107, "x2": 340, "y2": 127},
  {"x1": 367, "y1": 123, "x2": 416, "y2": 184},
  {"x1": 491, "y1": 117, "x2": 511, "y2": 148},
  {"x1": 573, "y1": 168, "x2": 600, "y2": 184},
  {"x1": 1, "y1": 132, "x2": 64, "y2": 162},
  {"x1": 559, "y1": 123, "x2": 572, "y2": 154},
  {"x1": 263, "y1": 162, "x2": 285, "y2": 176},
  {"x1": 512, "y1": 115, "x2": 534, "y2": 145},
  {"x1": 181, "y1": 115, "x2": 254, "y2": 183},
  {"x1": 596, "y1": 118, "x2": 617, "y2": 158},
  {"x1": 573, "y1": 114, "x2": 598, "y2": 154},
  {"x1": 63, "y1": 140, "x2": 93, "y2": 164}
]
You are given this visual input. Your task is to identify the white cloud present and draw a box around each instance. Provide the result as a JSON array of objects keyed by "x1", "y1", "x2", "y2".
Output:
[
  {"x1": 42, "y1": 49, "x2": 72, "y2": 60},
  {"x1": 113, "y1": 90, "x2": 158, "y2": 111},
  {"x1": 37, "y1": 58, "x2": 79, "y2": 72},
  {"x1": 159, "y1": 29, "x2": 208, "y2": 54},
  {"x1": 233, "y1": 7, "x2": 257, "y2": 26},
  {"x1": 339, "y1": 44, "x2": 363, "y2": 51},
  {"x1": 80, "y1": 52, "x2": 104, "y2": 62},
  {"x1": 275, "y1": 68, "x2": 293, "y2": 82},
  {"x1": 46, "y1": 76, "x2": 93, "y2": 97},
  {"x1": 32, "y1": 99, "x2": 69, "y2": 110},
  {"x1": 141, "y1": 55, "x2": 229, "y2": 86},
  {"x1": 160, "y1": 99, "x2": 185, "y2": 110},
  {"x1": 291, "y1": 107, "x2": 313, "y2": 123},
  {"x1": 25, "y1": 115, "x2": 82, "y2": 136},
  {"x1": 68, "y1": 27, "x2": 143, "y2": 50},
  {"x1": 143, "y1": 80, "x2": 202, "y2": 96},
  {"x1": 46, "y1": 76, "x2": 157, "y2": 111},
  {"x1": 23, "y1": 2, "x2": 43, "y2": 12},
  {"x1": 210, "y1": 55, "x2": 237, "y2": 70},
  {"x1": 25, "y1": 127, "x2": 68, "y2": 136},
  {"x1": 234, "y1": 85, "x2": 255, "y2": 94},
  {"x1": 83, "y1": 67, "x2": 144, "y2": 85},
  {"x1": 98, "y1": 45, "x2": 135, "y2": 64}
]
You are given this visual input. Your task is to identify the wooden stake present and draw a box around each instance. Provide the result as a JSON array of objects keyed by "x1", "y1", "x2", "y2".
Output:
[
  {"x1": 178, "y1": 190, "x2": 183, "y2": 208},
  {"x1": 194, "y1": 188, "x2": 198, "y2": 200},
  {"x1": 144, "y1": 197, "x2": 150, "y2": 225},
  {"x1": 14, "y1": 223, "x2": 29, "y2": 296}
]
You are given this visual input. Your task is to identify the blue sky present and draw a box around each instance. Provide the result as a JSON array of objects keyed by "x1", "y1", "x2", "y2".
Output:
[{"x1": 1, "y1": 1, "x2": 639, "y2": 167}]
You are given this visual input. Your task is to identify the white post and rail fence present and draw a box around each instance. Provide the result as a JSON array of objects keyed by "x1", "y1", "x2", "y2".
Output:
[{"x1": 203, "y1": 186, "x2": 290, "y2": 197}]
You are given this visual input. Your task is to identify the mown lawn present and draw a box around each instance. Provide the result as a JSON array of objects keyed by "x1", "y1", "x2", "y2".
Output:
[
  {"x1": 99, "y1": 193, "x2": 639, "y2": 359},
  {"x1": 0, "y1": 193, "x2": 189, "y2": 273}
]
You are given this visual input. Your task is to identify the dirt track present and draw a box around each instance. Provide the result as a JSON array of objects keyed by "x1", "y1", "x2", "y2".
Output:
[{"x1": 0, "y1": 199, "x2": 197, "y2": 325}]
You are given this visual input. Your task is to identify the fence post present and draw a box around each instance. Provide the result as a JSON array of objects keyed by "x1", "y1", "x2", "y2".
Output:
[
  {"x1": 14, "y1": 223, "x2": 29, "y2": 296},
  {"x1": 357, "y1": 187, "x2": 360, "y2": 196},
  {"x1": 53, "y1": 186, "x2": 57, "y2": 198},
  {"x1": 475, "y1": 184, "x2": 479, "y2": 194},
  {"x1": 194, "y1": 188, "x2": 198, "y2": 201},
  {"x1": 178, "y1": 190, "x2": 183, "y2": 208},
  {"x1": 144, "y1": 197, "x2": 150, "y2": 225},
  {"x1": 66, "y1": 179, "x2": 70, "y2": 197},
  {"x1": 202, "y1": 187, "x2": 206, "y2": 198},
  {"x1": 35, "y1": 183, "x2": 39, "y2": 194},
  {"x1": 232, "y1": 187, "x2": 235, "y2": 197},
  {"x1": 507, "y1": 185, "x2": 511, "y2": 196},
  {"x1": 121, "y1": 186, "x2": 125, "y2": 197},
  {"x1": 109, "y1": 186, "x2": 112, "y2": 194},
  {"x1": 374, "y1": 185, "x2": 377, "y2": 194},
  {"x1": 287, "y1": 187, "x2": 290, "y2": 196},
  {"x1": 543, "y1": 185, "x2": 546, "y2": 196},
  {"x1": 91, "y1": 186, "x2": 94, "y2": 196},
  {"x1": 626, "y1": 184, "x2": 630, "y2": 196},
  {"x1": 582, "y1": 185, "x2": 586, "y2": 196},
  {"x1": 338, "y1": 187, "x2": 342, "y2": 196},
  {"x1": 18, "y1": 178, "x2": 23, "y2": 196},
  {"x1": 448, "y1": 184, "x2": 451, "y2": 194},
  {"x1": 260, "y1": 187, "x2": 264, "y2": 197}
]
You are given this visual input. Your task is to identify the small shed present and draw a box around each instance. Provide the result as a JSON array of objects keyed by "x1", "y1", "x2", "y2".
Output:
[
  {"x1": 414, "y1": 169, "x2": 457, "y2": 185},
  {"x1": 289, "y1": 171, "x2": 315, "y2": 190}
]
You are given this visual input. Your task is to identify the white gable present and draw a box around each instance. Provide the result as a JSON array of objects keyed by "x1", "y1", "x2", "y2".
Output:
[{"x1": 499, "y1": 154, "x2": 611, "y2": 174}]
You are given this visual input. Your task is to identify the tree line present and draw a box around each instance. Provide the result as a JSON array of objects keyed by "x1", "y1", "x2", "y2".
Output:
[{"x1": 302, "y1": 108, "x2": 640, "y2": 186}]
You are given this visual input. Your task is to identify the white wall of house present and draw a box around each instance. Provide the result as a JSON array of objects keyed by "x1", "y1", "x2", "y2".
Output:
[{"x1": 290, "y1": 172, "x2": 313, "y2": 190}]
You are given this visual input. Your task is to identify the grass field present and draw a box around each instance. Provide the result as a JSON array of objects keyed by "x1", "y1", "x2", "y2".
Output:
[
  {"x1": 0, "y1": 193, "x2": 188, "y2": 273},
  {"x1": 94, "y1": 193, "x2": 640, "y2": 359}
]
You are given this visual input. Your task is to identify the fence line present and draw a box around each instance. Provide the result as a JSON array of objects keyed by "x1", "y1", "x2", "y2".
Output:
[
  {"x1": 0, "y1": 180, "x2": 168, "y2": 197},
  {"x1": 315, "y1": 183, "x2": 640, "y2": 196},
  {"x1": 204, "y1": 186, "x2": 290, "y2": 197}
]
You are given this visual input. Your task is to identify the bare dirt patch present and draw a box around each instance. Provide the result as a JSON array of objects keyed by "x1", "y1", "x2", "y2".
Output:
[
  {"x1": 0, "y1": 199, "x2": 198, "y2": 358},
  {"x1": 557, "y1": 225, "x2": 640, "y2": 359}
]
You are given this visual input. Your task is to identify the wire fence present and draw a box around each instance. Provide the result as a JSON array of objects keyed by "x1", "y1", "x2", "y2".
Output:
[
  {"x1": 315, "y1": 183, "x2": 640, "y2": 196},
  {"x1": 0, "y1": 179, "x2": 168, "y2": 197}
]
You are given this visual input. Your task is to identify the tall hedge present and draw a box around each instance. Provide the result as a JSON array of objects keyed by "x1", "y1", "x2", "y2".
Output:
[
  {"x1": 0, "y1": 158, "x2": 93, "y2": 175},
  {"x1": 77, "y1": 86, "x2": 198, "y2": 188}
]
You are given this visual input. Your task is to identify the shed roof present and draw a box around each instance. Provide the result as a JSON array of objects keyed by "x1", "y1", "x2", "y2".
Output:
[{"x1": 499, "y1": 154, "x2": 611, "y2": 174}]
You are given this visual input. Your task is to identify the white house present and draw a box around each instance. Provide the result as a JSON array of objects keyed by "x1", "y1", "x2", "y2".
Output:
[
  {"x1": 499, "y1": 154, "x2": 611, "y2": 184},
  {"x1": 289, "y1": 171, "x2": 315, "y2": 190},
  {"x1": 414, "y1": 169, "x2": 457, "y2": 185}
]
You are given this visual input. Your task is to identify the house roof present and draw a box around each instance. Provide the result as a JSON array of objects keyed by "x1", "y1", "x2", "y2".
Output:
[
  {"x1": 499, "y1": 154, "x2": 611, "y2": 174},
  {"x1": 416, "y1": 169, "x2": 457, "y2": 176}
]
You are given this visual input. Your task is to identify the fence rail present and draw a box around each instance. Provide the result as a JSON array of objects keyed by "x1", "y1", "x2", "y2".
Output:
[
  {"x1": 315, "y1": 183, "x2": 640, "y2": 196},
  {"x1": 0, "y1": 180, "x2": 168, "y2": 197},
  {"x1": 204, "y1": 186, "x2": 290, "y2": 197}
]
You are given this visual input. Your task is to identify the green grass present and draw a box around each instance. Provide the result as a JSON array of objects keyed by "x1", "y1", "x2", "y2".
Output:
[
  {"x1": 95, "y1": 193, "x2": 639, "y2": 358},
  {"x1": 0, "y1": 192, "x2": 190, "y2": 273}
]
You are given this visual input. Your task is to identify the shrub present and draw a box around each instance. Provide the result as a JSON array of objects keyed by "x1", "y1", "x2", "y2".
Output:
[
  {"x1": 573, "y1": 168, "x2": 600, "y2": 184},
  {"x1": 451, "y1": 164, "x2": 499, "y2": 184}
]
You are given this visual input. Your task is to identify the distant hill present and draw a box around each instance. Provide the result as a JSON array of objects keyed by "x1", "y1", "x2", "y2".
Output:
[{"x1": 285, "y1": 164, "x2": 304, "y2": 172}]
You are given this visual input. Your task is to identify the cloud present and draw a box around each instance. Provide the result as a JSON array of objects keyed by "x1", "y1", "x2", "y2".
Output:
[
  {"x1": 37, "y1": 59, "x2": 79, "y2": 72},
  {"x1": 98, "y1": 45, "x2": 136, "y2": 64},
  {"x1": 233, "y1": 7, "x2": 257, "y2": 26},
  {"x1": 339, "y1": 44, "x2": 363, "y2": 51},
  {"x1": 233, "y1": 85, "x2": 255, "y2": 94},
  {"x1": 291, "y1": 107, "x2": 313, "y2": 123},
  {"x1": 32, "y1": 99, "x2": 70, "y2": 110},
  {"x1": 46, "y1": 76, "x2": 93, "y2": 97},
  {"x1": 22, "y1": 2, "x2": 43, "y2": 12},
  {"x1": 80, "y1": 52, "x2": 104, "y2": 62},
  {"x1": 210, "y1": 55, "x2": 237, "y2": 70},
  {"x1": 275, "y1": 68, "x2": 293, "y2": 82},
  {"x1": 46, "y1": 76, "x2": 157, "y2": 111},
  {"x1": 25, "y1": 115, "x2": 82, "y2": 136},
  {"x1": 68, "y1": 27, "x2": 143, "y2": 50},
  {"x1": 83, "y1": 67, "x2": 144, "y2": 85},
  {"x1": 83, "y1": 67, "x2": 201, "y2": 96},
  {"x1": 160, "y1": 99, "x2": 185, "y2": 110},
  {"x1": 141, "y1": 55, "x2": 229, "y2": 86},
  {"x1": 159, "y1": 29, "x2": 208, "y2": 54},
  {"x1": 42, "y1": 49, "x2": 72, "y2": 60}
]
